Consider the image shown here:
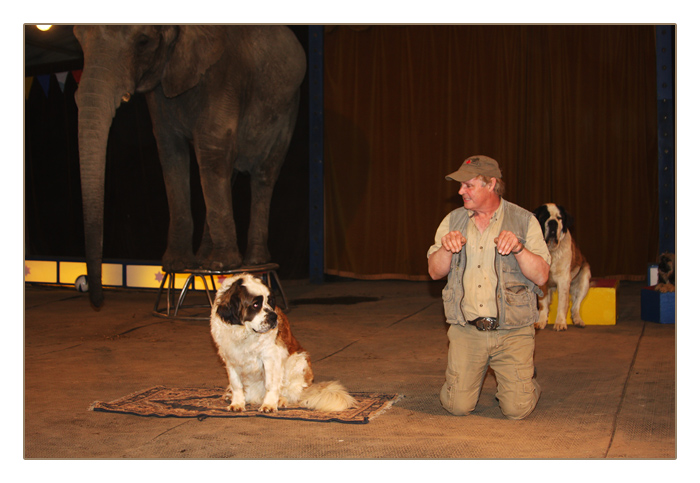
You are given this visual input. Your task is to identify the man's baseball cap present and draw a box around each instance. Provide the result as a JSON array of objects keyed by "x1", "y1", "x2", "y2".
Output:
[{"x1": 445, "y1": 155, "x2": 502, "y2": 182}]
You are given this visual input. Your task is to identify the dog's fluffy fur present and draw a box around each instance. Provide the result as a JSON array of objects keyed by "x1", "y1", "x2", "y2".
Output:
[
  {"x1": 533, "y1": 203, "x2": 591, "y2": 331},
  {"x1": 655, "y1": 252, "x2": 675, "y2": 293},
  {"x1": 210, "y1": 273, "x2": 356, "y2": 413}
]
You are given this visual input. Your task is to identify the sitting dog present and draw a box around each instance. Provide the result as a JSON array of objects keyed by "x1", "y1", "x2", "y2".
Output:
[
  {"x1": 533, "y1": 203, "x2": 591, "y2": 331},
  {"x1": 655, "y1": 252, "x2": 675, "y2": 293},
  {"x1": 210, "y1": 273, "x2": 356, "y2": 413}
]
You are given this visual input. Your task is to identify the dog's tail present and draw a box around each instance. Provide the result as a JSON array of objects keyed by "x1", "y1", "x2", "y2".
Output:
[{"x1": 300, "y1": 381, "x2": 357, "y2": 412}]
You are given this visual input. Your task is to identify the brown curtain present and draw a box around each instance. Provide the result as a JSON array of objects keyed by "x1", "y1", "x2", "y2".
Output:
[{"x1": 324, "y1": 25, "x2": 658, "y2": 280}]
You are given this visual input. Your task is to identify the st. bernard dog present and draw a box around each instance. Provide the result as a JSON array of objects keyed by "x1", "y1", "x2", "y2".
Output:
[
  {"x1": 210, "y1": 273, "x2": 357, "y2": 413},
  {"x1": 533, "y1": 203, "x2": 591, "y2": 331}
]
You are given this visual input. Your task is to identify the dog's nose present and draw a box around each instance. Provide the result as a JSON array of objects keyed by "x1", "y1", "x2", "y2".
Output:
[{"x1": 266, "y1": 309, "x2": 278, "y2": 328}]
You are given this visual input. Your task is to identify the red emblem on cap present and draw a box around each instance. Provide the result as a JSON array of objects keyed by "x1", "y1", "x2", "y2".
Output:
[{"x1": 465, "y1": 160, "x2": 472, "y2": 164}]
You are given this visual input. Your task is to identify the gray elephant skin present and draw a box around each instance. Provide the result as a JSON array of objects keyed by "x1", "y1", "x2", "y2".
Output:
[{"x1": 73, "y1": 25, "x2": 306, "y2": 307}]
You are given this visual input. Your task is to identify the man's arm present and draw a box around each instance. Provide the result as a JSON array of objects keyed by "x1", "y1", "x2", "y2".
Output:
[
  {"x1": 512, "y1": 246, "x2": 550, "y2": 286},
  {"x1": 494, "y1": 217, "x2": 551, "y2": 286},
  {"x1": 428, "y1": 231, "x2": 466, "y2": 280}
]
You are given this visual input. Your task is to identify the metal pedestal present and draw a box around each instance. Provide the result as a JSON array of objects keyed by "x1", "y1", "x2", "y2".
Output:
[{"x1": 153, "y1": 263, "x2": 288, "y2": 320}]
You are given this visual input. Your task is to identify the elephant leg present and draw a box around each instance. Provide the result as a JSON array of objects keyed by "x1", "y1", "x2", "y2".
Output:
[
  {"x1": 156, "y1": 134, "x2": 197, "y2": 272},
  {"x1": 244, "y1": 94, "x2": 300, "y2": 266},
  {"x1": 245, "y1": 136, "x2": 292, "y2": 266},
  {"x1": 197, "y1": 161, "x2": 242, "y2": 271},
  {"x1": 195, "y1": 171, "x2": 239, "y2": 265},
  {"x1": 245, "y1": 171, "x2": 276, "y2": 266},
  {"x1": 195, "y1": 222, "x2": 213, "y2": 263},
  {"x1": 244, "y1": 102, "x2": 298, "y2": 266}
]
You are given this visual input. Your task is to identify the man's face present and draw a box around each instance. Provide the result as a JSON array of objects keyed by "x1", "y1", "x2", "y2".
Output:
[{"x1": 458, "y1": 176, "x2": 493, "y2": 210}]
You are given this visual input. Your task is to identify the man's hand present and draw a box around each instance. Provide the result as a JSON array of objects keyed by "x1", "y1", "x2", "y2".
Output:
[
  {"x1": 494, "y1": 230, "x2": 523, "y2": 256},
  {"x1": 441, "y1": 230, "x2": 467, "y2": 254}
]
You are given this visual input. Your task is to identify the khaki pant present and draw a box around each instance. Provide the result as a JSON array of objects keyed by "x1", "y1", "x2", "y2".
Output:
[{"x1": 440, "y1": 323, "x2": 541, "y2": 420}]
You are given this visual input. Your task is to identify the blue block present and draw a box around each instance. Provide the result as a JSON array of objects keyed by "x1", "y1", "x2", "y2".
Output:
[{"x1": 640, "y1": 286, "x2": 675, "y2": 324}]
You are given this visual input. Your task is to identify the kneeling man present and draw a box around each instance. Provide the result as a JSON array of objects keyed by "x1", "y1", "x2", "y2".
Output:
[{"x1": 427, "y1": 155, "x2": 550, "y2": 420}]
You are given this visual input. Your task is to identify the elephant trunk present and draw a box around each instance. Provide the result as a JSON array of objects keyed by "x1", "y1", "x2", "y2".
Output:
[{"x1": 75, "y1": 63, "x2": 132, "y2": 308}]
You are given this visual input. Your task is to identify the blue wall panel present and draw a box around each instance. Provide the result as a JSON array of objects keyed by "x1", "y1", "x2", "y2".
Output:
[
  {"x1": 656, "y1": 25, "x2": 675, "y2": 255},
  {"x1": 308, "y1": 26, "x2": 325, "y2": 283}
]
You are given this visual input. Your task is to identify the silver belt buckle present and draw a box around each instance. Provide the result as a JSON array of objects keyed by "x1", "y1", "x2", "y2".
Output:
[{"x1": 476, "y1": 317, "x2": 498, "y2": 330}]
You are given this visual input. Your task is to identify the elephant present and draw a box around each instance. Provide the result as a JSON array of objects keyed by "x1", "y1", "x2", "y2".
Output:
[{"x1": 72, "y1": 25, "x2": 306, "y2": 307}]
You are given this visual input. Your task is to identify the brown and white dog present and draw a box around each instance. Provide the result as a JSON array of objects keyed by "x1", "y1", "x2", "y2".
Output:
[
  {"x1": 210, "y1": 273, "x2": 356, "y2": 413},
  {"x1": 533, "y1": 203, "x2": 591, "y2": 331}
]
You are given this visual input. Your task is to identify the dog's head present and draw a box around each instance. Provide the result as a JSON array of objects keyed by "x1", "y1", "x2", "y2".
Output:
[
  {"x1": 533, "y1": 203, "x2": 573, "y2": 250},
  {"x1": 658, "y1": 252, "x2": 675, "y2": 284},
  {"x1": 213, "y1": 274, "x2": 278, "y2": 334}
]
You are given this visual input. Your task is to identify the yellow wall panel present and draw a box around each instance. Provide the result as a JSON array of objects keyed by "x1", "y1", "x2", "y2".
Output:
[
  {"x1": 58, "y1": 262, "x2": 123, "y2": 286},
  {"x1": 126, "y1": 265, "x2": 167, "y2": 289},
  {"x1": 24, "y1": 260, "x2": 57, "y2": 283},
  {"x1": 58, "y1": 262, "x2": 86, "y2": 285},
  {"x1": 26, "y1": 259, "x2": 237, "y2": 292},
  {"x1": 101, "y1": 264, "x2": 123, "y2": 286}
]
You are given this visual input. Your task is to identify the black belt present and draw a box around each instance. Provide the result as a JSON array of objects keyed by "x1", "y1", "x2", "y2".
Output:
[{"x1": 468, "y1": 317, "x2": 499, "y2": 331}]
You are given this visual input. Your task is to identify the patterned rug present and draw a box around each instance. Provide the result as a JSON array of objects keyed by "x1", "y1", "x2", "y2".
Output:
[{"x1": 90, "y1": 386, "x2": 402, "y2": 424}]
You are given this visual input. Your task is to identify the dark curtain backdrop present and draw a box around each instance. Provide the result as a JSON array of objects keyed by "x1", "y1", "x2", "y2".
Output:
[{"x1": 324, "y1": 25, "x2": 658, "y2": 280}]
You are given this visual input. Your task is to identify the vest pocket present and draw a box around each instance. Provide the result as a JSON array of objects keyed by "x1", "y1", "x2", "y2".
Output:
[
  {"x1": 504, "y1": 282, "x2": 532, "y2": 306},
  {"x1": 442, "y1": 287, "x2": 458, "y2": 322}
]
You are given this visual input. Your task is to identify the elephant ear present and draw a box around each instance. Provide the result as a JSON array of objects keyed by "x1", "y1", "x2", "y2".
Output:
[{"x1": 161, "y1": 25, "x2": 226, "y2": 98}]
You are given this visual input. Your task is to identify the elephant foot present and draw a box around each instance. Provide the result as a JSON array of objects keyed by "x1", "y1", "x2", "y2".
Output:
[
  {"x1": 162, "y1": 251, "x2": 197, "y2": 273},
  {"x1": 243, "y1": 245, "x2": 272, "y2": 267},
  {"x1": 200, "y1": 249, "x2": 243, "y2": 272}
]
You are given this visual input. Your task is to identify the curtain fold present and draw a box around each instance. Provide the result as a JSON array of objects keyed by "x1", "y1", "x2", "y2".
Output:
[{"x1": 324, "y1": 25, "x2": 658, "y2": 280}]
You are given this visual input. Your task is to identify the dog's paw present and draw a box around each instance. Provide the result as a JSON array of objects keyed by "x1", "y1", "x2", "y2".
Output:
[
  {"x1": 655, "y1": 283, "x2": 675, "y2": 293},
  {"x1": 553, "y1": 322, "x2": 568, "y2": 331},
  {"x1": 534, "y1": 320, "x2": 547, "y2": 330},
  {"x1": 227, "y1": 403, "x2": 246, "y2": 412},
  {"x1": 278, "y1": 396, "x2": 289, "y2": 408},
  {"x1": 259, "y1": 404, "x2": 278, "y2": 413},
  {"x1": 573, "y1": 319, "x2": 586, "y2": 328}
]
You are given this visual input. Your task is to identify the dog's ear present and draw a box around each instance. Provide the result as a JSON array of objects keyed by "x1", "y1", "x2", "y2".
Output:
[
  {"x1": 660, "y1": 252, "x2": 675, "y2": 265},
  {"x1": 216, "y1": 302, "x2": 241, "y2": 325},
  {"x1": 557, "y1": 204, "x2": 574, "y2": 233},
  {"x1": 532, "y1": 205, "x2": 549, "y2": 234},
  {"x1": 658, "y1": 252, "x2": 675, "y2": 277},
  {"x1": 216, "y1": 279, "x2": 243, "y2": 325}
]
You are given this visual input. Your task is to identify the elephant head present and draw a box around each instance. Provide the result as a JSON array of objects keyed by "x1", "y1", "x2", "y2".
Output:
[{"x1": 73, "y1": 25, "x2": 226, "y2": 307}]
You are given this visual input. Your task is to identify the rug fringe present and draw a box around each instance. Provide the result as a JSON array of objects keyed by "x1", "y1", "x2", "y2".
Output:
[
  {"x1": 88, "y1": 385, "x2": 167, "y2": 412},
  {"x1": 368, "y1": 394, "x2": 404, "y2": 421}
]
